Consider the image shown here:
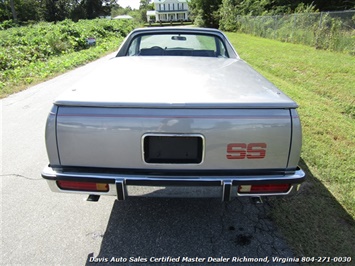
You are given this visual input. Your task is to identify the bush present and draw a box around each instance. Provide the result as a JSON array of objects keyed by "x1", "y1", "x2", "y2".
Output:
[
  {"x1": 0, "y1": 18, "x2": 137, "y2": 97},
  {"x1": 0, "y1": 19, "x2": 136, "y2": 72},
  {"x1": 233, "y1": 11, "x2": 355, "y2": 54},
  {"x1": 0, "y1": 20, "x2": 17, "y2": 30}
]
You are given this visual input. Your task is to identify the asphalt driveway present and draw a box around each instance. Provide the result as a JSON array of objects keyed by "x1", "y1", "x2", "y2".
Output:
[{"x1": 1, "y1": 53, "x2": 295, "y2": 265}]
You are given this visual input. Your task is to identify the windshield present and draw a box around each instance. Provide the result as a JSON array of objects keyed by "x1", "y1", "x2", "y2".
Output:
[{"x1": 127, "y1": 33, "x2": 229, "y2": 58}]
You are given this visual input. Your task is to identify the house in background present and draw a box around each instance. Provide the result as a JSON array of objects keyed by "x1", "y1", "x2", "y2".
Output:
[{"x1": 146, "y1": 0, "x2": 190, "y2": 23}]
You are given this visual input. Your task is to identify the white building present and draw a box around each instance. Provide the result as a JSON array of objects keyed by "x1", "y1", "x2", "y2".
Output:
[{"x1": 147, "y1": 0, "x2": 190, "y2": 23}]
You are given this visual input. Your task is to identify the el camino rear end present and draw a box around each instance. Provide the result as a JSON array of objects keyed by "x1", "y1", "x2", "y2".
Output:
[
  {"x1": 43, "y1": 106, "x2": 304, "y2": 201},
  {"x1": 42, "y1": 27, "x2": 305, "y2": 201}
]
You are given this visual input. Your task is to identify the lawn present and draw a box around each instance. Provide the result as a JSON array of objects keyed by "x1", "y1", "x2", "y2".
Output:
[{"x1": 226, "y1": 32, "x2": 355, "y2": 258}]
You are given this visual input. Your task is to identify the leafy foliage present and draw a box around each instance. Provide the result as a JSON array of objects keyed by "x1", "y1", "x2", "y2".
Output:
[
  {"x1": 0, "y1": 18, "x2": 136, "y2": 95},
  {"x1": 0, "y1": 0, "x2": 117, "y2": 23},
  {"x1": 229, "y1": 10, "x2": 355, "y2": 54},
  {"x1": 190, "y1": 0, "x2": 355, "y2": 32},
  {"x1": 189, "y1": 0, "x2": 222, "y2": 28},
  {"x1": 0, "y1": 19, "x2": 131, "y2": 70}
]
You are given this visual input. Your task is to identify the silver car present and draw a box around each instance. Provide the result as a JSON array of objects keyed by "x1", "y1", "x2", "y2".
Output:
[{"x1": 42, "y1": 27, "x2": 305, "y2": 202}]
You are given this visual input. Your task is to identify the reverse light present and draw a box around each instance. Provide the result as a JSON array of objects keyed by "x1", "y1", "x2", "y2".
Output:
[
  {"x1": 57, "y1": 180, "x2": 109, "y2": 192},
  {"x1": 238, "y1": 184, "x2": 291, "y2": 194}
]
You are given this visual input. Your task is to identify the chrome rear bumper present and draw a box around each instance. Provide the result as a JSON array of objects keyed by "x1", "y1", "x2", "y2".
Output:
[{"x1": 42, "y1": 166, "x2": 305, "y2": 201}]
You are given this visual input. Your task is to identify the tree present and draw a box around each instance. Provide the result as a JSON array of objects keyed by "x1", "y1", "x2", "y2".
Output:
[
  {"x1": 220, "y1": 0, "x2": 355, "y2": 17},
  {"x1": 311, "y1": 0, "x2": 355, "y2": 11},
  {"x1": 81, "y1": 0, "x2": 102, "y2": 19},
  {"x1": 189, "y1": 0, "x2": 222, "y2": 28},
  {"x1": 9, "y1": 0, "x2": 16, "y2": 22},
  {"x1": 139, "y1": 0, "x2": 149, "y2": 10},
  {"x1": 219, "y1": 0, "x2": 239, "y2": 31},
  {"x1": 2, "y1": 0, "x2": 353, "y2": 25},
  {"x1": 0, "y1": 0, "x2": 43, "y2": 23},
  {"x1": 43, "y1": 0, "x2": 59, "y2": 22},
  {"x1": 69, "y1": 0, "x2": 114, "y2": 21},
  {"x1": 136, "y1": 0, "x2": 153, "y2": 23}
]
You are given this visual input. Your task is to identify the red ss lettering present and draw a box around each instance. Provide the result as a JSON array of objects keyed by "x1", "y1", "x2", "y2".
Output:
[
  {"x1": 226, "y1": 143, "x2": 247, "y2": 159},
  {"x1": 226, "y1": 143, "x2": 267, "y2": 160}
]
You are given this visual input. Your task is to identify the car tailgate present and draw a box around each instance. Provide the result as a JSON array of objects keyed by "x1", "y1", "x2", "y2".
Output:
[{"x1": 55, "y1": 107, "x2": 296, "y2": 171}]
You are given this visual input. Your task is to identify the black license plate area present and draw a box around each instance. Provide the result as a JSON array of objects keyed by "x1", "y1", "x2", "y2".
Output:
[{"x1": 144, "y1": 135, "x2": 203, "y2": 164}]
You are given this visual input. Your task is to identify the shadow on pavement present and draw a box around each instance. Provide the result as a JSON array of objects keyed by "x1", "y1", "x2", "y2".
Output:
[
  {"x1": 267, "y1": 158, "x2": 355, "y2": 257},
  {"x1": 85, "y1": 196, "x2": 294, "y2": 265}
]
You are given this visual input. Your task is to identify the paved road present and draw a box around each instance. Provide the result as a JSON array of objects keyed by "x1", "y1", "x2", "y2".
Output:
[{"x1": 1, "y1": 53, "x2": 294, "y2": 265}]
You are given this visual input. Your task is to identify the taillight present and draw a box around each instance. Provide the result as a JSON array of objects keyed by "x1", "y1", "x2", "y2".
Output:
[
  {"x1": 57, "y1": 181, "x2": 109, "y2": 192},
  {"x1": 238, "y1": 184, "x2": 290, "y2": 194}
]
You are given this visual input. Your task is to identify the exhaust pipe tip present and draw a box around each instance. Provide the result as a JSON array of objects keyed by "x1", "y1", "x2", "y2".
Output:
[
  {"x1": 251, "y1": 196, "x2": 263, "y2": 204},
  {"x1": 87, "y1": 195, "x2": 100, "y2": 202}
]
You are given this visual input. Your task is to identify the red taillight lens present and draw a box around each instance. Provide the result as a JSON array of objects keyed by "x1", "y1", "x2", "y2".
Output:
[
  {"x1": 57, "y1": 181, "x2": 109, "y2": 192},
  {"x1": 238, "y1": 184, "x2": 291, "y2": 194}
]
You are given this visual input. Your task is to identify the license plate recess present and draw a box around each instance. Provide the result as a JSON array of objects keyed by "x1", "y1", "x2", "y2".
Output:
[{"x1": 143, "y1": 135, "x2": 203, "y2": 164}]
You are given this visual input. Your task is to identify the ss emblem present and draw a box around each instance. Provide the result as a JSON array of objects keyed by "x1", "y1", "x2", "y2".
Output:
[{"x1": 226, "y1": 143, "x2": 267, "y2": 159}]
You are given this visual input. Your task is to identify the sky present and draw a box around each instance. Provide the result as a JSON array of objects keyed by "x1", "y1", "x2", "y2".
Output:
[{"x1": 117, "y1": 0, "x2": 141, "y2": 10}]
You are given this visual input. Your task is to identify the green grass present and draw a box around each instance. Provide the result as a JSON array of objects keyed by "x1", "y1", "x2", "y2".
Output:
[
  {"x1": 0, "y1": 37, "x2": 122, "y2": 98},
  {"x1": 233, "y1": 12, "x2": 355, "y2": 54},
  {"x1": 0, "y1": 19, "x2": 136, "y2": 98},
  {"x1": 226, "y1": 32, "x2": 355, "y2": 258},
  {"x1": 1, "y1": 23, "x2": 354, "y2": 258}
]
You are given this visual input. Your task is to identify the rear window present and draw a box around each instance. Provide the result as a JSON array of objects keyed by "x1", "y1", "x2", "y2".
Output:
[{"x1": 127, "y1": 33, "x2": 229, "y2": 58}]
